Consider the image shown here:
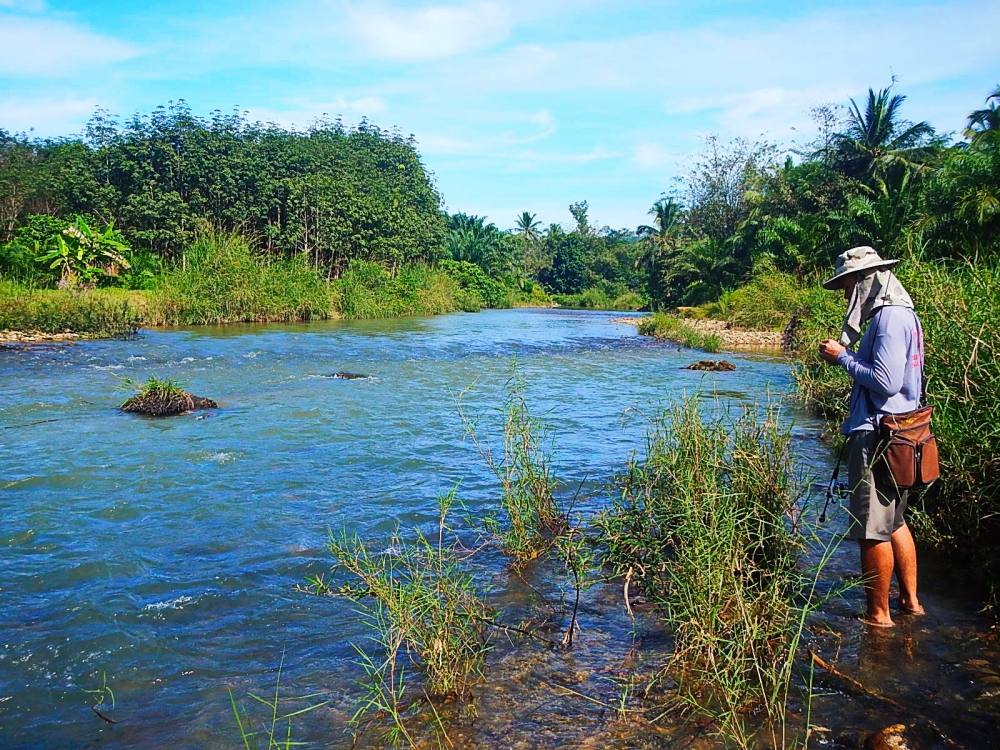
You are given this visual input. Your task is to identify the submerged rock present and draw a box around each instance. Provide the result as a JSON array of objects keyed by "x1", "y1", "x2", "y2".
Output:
[
  {"x1": 120, "y1": 389, "x2": 217, "y2": 417},
  {"x1": 685, "y1": 359, "x2": 737, "y2": 371},
  {"x1": 326, "y1": 371, "x2": 372, "y2": 380},
  {"x1": 863, "y1": 724, "x2": 912, "y2": 750}
]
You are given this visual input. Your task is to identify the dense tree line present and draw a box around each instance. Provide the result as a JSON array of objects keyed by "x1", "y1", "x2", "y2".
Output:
[
  {"x1": 0, "y1": 101, "x2": 446, "y2": 281},
  {"x1": 638, "y1": 86, "x2": 1000, "y2": 305}
]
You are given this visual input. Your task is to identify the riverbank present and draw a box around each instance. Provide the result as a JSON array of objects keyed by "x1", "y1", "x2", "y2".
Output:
[{"x1": 623, "y1": 312, "x2": 784, "y2": 352}]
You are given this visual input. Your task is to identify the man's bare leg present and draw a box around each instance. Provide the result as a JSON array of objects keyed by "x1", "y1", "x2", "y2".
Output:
[
  {"x1": 859, "y1": 540, "x2": 895, "y2": 626},
  {"x1": 891, "y1": 522, "x2": 925, "y2": 614}
]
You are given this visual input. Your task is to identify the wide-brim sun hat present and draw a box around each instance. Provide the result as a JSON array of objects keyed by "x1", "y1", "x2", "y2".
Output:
[{"x1": 822, "y1": 245, "x2": 899, "y2": 290}]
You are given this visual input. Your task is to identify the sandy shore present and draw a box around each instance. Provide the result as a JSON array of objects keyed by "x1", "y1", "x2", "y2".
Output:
[{"x1": 615, "y1": 316, "x2": 785, "y2": 352}]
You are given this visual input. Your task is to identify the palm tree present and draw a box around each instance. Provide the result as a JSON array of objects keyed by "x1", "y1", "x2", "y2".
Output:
[
  {"x1": 834, "y1": 87, "x2": 936, "y2": 186},
  {"x1": 966, "y1": 85, "x2": 1000, "y2": 144},
  {"x1": 636, "y1": 197, "x2": 685, "y2": 306},
  {"x1": 637, "y1": 196, "x2": 683, "y2": 240},
  {"x1": 514, "y1": 211, "x2": 541, "y2": 244}
]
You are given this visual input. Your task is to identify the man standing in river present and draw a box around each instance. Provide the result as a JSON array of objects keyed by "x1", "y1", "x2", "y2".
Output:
[{"x1": 817, "y1": 246, "x2": 926, "y2": 627}]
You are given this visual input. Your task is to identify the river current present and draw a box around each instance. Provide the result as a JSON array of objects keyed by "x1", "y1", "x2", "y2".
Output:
[{"x1": 1, "y1": 309, "x2": 996, "y2": 748}]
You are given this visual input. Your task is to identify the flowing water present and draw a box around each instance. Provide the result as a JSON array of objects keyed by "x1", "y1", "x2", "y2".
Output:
[{"x1": 1, "y1": 309, "x2": 997, "y2": 749}]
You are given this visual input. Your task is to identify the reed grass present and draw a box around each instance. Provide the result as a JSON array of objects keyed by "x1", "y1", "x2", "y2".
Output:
[
  {"x1": 462, "y1": 363, "x2": 565, "y2": 564},
  {"x1": 229, "y1": 651, "x2": 328, "y2": 750},
  {"x1": 149, "y1": 233, "x2": 330, "y2": 325},
  {"x1": 331, "y1": 260, "x2": 465, "y2": 319},
  {"x1": 638, "y1": 312, "x2": 723, "y2": 352},
  {"x1": 598, "y1": 397, "x2": 830, "y2": 748},
  {"x1": 305, "y1": 492, "x2": 491, "y2": 746}
]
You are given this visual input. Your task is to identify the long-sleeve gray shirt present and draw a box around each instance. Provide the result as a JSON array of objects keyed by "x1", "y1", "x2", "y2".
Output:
[{"x1": 834, "y1": 304, "x2": 924, "y2": 435}]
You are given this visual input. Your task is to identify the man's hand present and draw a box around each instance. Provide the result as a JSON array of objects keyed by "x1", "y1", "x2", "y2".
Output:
[{"x1": 819, "y1": 338, "x2": 845, "y2": 364}]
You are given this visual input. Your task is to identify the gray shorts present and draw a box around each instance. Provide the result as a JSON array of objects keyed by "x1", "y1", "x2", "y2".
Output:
[{"x1": 846, "y1": 430, "x2": 908, "y2": 541}]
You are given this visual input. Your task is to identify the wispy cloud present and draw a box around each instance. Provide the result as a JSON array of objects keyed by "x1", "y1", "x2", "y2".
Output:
[
  {"x1": 0, "y1": 13, "x2": 139, "y2": 77},
  {"x1": 345, "y1": 1, "x2": 512, "y2": 62},
  {"x1": 0, "y1": 96, "x2": 99, "y2": 134},
  {"x1": 245, "y1": 96, "x2": 388, "y2": 129}
]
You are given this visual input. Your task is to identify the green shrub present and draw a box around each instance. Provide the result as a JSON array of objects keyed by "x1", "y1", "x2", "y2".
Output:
[
  {"x1": 150, "y1": 232, "x2": 330, "y2": 325},
  {"x1": 0, "y1": 214, "x2": 69, "y2": 285},
  {"x1": 439, "y1": 259, "x2": 512, "y2": 309}
]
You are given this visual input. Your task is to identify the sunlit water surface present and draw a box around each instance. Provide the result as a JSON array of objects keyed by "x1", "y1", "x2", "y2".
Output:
[{"x1": 1, "y1": 309, "x2": 996, "y2": 748}]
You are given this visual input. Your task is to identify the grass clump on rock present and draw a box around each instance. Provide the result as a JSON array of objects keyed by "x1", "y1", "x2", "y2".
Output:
[{"x1": 120, "y1": 377, "x2": 217, "y2": 417}]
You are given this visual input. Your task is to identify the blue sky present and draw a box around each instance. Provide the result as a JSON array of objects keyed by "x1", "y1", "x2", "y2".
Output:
[{"x1": 1, "y1": 0, "x2": 998, "y2": 230}]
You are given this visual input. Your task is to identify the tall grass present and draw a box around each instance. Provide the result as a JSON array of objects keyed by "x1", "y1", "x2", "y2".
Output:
[
  {"x1": 462, "y1": 364, "x2": 565, "y2": 563},
  {"x1": 150, "y1": 233, "x2": 331, "y2": 325},
  {"x1": 702, "y1": 266, "x2": 832, "y2": 331},
  {"x1": 638, "y1": 312, "x2": 723, "y2": 352},
  {"x1": 331, "y1": 260, "x2": 466, "y2": 318},
  {"x1": 598, "y1": 398, "x2": 827, "y2": 747},
  {"x1": 553, "y1": 286, "x2": 646, "y2": 311},
  {"x1": 0, "y1": 279, "x2": 141, "y2": 336},
  {"x1": 306, "y1": 492, "x2": 491, "y2": 746}
]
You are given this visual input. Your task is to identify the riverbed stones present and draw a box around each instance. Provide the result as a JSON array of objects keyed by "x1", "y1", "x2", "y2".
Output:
[
  {"x1": 685, "y1": 359, "x2": 737, "y2": 371},
  {"x1": 863, "y1": 724, "x2": 913, "y2": 750}
]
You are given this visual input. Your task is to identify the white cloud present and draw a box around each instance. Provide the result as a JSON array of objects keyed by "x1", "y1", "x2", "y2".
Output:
[
  {"x1": 632, "y1": 142, "x2": 681, "y2": 171},
  {"x1": 0, "y1": 96, "x2": 99, "y2": 134},
  {"x1": 0, "y1": 1, "x2": 46, "y2": 10},
  {"x1": 417, "y1": 108, "x2": 557, "y2": 155},
  {"x1": 0, "y1": 14, "x2": 139, "y2": 76},
  {"x1": 245, "y1": 96, "x2": 388, "y2": 129},
  {"x1": 346, "y1": 1, "x2": 512, "y2": 61}
]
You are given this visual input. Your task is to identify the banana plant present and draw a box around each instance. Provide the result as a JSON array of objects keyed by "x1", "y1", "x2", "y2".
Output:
[{"x1": 36, "y1": 216, "x2": 131, "y2": 287}]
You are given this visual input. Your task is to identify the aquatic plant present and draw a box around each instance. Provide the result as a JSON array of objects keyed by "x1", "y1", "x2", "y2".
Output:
[
  {"x1": 306, "y1": 491, "x2": 491, "y2": 745},
  {"x1": 598, "y1": 398, "x2": 830, "y2": 747},
  {"x1": 462, "y1": 363, "x2": 565, "y2": 563},
  {"x1": 638, "y1": 312, "x2": 723, "y2": 352},
  {"x1": 229, "y1": 651, "x2": 328, "y2": 750}
]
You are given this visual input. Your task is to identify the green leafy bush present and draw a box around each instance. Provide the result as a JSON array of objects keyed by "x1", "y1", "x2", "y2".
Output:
[{"x1": 439, "y1": 259, "x2": 512, "y2": 309}]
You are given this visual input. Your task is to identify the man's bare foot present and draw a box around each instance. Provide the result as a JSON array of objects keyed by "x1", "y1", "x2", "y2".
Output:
[
  {"x1": 898, "y1": 598, "x2": 926, "y2": 615},
  {"x1": 858, "y1": 614, "x2": 894, "y2": 628}
]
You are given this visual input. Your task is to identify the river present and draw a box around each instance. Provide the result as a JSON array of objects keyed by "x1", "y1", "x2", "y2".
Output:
[{"x1": 1, "y1": 309, "x2": 997, "y2": 748}]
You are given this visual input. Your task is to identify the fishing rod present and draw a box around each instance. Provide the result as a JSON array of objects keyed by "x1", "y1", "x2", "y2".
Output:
[{"x1": 819, "y1": 438, "x2": 850, "y2": 523}]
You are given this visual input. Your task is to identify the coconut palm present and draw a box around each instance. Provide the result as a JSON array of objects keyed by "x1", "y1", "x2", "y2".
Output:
[
  {"x1": 966, "y1": 85, "x2": 1000, "y2": 144},
  {"x1": 636, "y1": 197, "x2": 685, "y2": 306},
  {"x1": 833, "y1": 87, "x2": 936, "y2": 186},
  {"x1": 514, "y1": 211, "x2": 542, "y2": 244},
  {"x1": 637, "y1": 196, "x2": 684, "y2": 240}
]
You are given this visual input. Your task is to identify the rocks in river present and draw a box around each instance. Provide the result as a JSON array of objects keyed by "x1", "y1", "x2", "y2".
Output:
[
  {"x1": 326, "y1": 371, "x2": 372, "y2": 380},
  {"x1": 120, "y1": 382, "x2": 217, "y2": 417},
  {"x1": 863, "y1": 724, "x2": 913, "y2": 750},
  {"x1": 685, "y1": 359, "x2": 737, "y2": 371}
]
